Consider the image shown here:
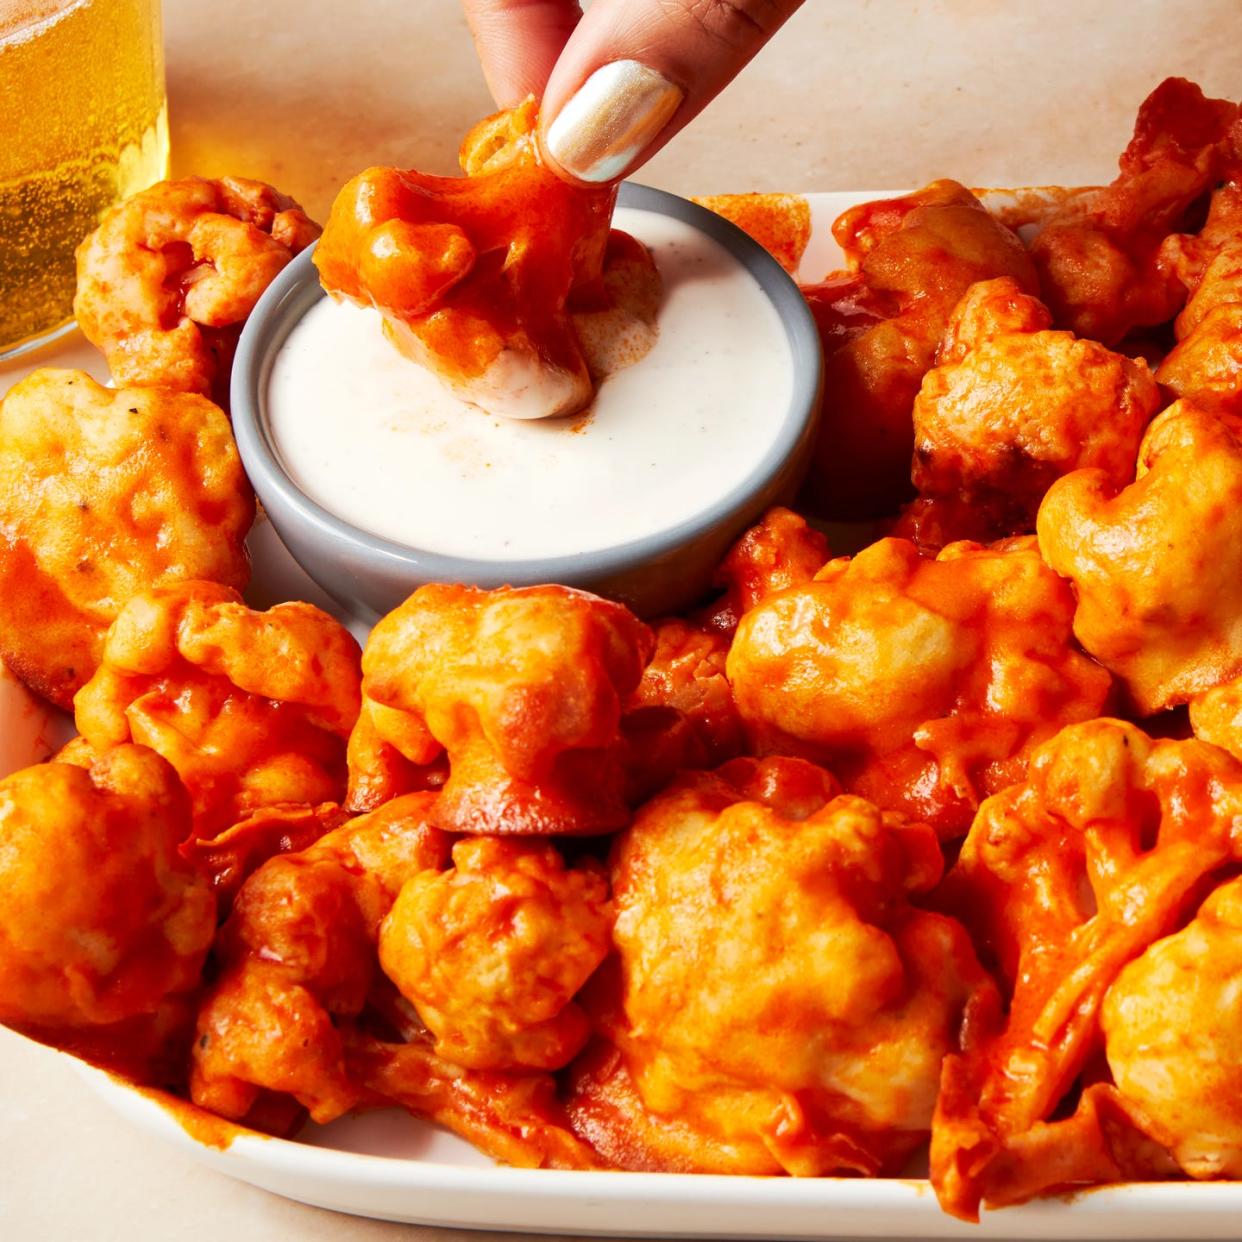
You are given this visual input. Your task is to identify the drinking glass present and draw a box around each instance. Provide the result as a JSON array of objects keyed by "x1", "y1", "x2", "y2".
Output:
[{"x1": 0, "y1": 0, "x2": 169, "y2": 357}]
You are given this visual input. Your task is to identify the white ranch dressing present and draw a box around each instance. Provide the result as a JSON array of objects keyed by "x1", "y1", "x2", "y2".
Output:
[{"x1": 268, "y1": 207, "x2": 794, "y2": 561}]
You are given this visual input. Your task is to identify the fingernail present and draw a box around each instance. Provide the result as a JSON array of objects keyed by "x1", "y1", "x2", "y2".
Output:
[{"x1": 544, "y1": 61, "x2": 684, "y2": 183}]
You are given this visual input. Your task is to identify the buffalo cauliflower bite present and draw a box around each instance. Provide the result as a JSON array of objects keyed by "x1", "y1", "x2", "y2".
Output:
[
  {"x1": 1102, "y1": 876, "x2": 1242, "y2": 1179},
  {"x1": 1189, "y1": 675, "x2": 1242, "y2": 760},
  {"x1": 352, "y1": 584, "x2": 653, "y2": 835},
  {"x1": 910, "y1": 278, "x2": 1161, "y2": 530},
  {"x1": 75, "y1": 176, "x2": 320, "y2": 401},
  {"x1": 1157, "y1": 182, "x2": 1242, "y2": 416},
  {"x1": 626, "y1": 620, "x2": 743, "y2": 771},
  {"x1": 703, "y1": 506, "x2": 829, "y2": 635},
  {"x1": 566, "y1": 756, "x2": 987, "y2": 1176},
  {"x1": 190, "y1": 794, "x2": 450, "y2": 1125},
  {"x1": 314, "y1": 100, "x2": 619, "y2": 421},
  {"x1": 1156, "y1": 302, "x2": 1242, "y2": 415},
  {"x1": 0, "y1": 370, "x2": 253, "y2": 708},
  {"x1": 190, "y1": 796, "x2": 599, "y2": 1166},
  {"x1": 379, "y1": 837, "x2": 611, "y2": 1070},
  {"x1": 726, "y1": 537, "x2": 1112, "y2": 837},
  {"x1": 612, "y1": 513, "x2": 829, "y2": 786},
  {"x1": 800, "y1": 180, "x2": 1038, "y2": 518},
  {"x1": 692, "y1": 193, "x2": 812, "y2": 274},
  {"x1": 1029, "y1": 78, "x2": 1238, "y2": 343},
  {"x1": 1037, "y1": 401, "x2": 1242, "y2": 714},
  {"x1": 931, "y1": 719, "x2": 1242, "y2": 1219},
  {"x1": 73, "y1": 582, "x2": 362, "y2": 836},
  {"x1": 0, "y1": 745, "x2": 214, "y2": 1036}
]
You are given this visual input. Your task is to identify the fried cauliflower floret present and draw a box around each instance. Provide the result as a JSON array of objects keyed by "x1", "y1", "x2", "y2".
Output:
[
  {"x1": 565, "y1": 756, "x2": 986, "y2": 1176},
  {"x1": 727, "y1": 537, "x2": 1111, "y2": 837},
  {"x1": 931, "y1": 719, "x2": 1242, "y2": 1220},
  {"x1": 351, "y1": 584, "x2": 653, "y2": 835},
  {"x1": 1038, "y1": 400, "x2": 1242, "y2": 714},
  {"x1": 800, "y1": 180, "x2": 1038, "y2": 518},
  {"x1": 73, "y1": 582, "x2": 362, "y2": 836},
  {"x1": 1156, "y1": 303, "x2": 1242, "y2": 416},
  {"x1": 704, "y1": 506, "x2": 830, "y2": 634},
  {"x1": 1162, "y1": 182, "x2": 1242, "y2": 338},
  {"x1": 1030, "y1": 78, "x2": 1238, "y2": 343},
  {"x1": 620, "y1": 509, "x2": 829, "y2": 784},
  {"x1": 911, "y1": 278, "x2": 1160, "y2": 529},
  {"x1": 75, "y1": 176, "x2": 320, "y2": 401},
  {"x1": 190, "y1": 794, "x2": 450, "y2": 1125},
  {"x1": 379, "y1": 837, "x2": 611, "y2": 1071},
  {"x1": 315, "y1": 100, "x2": 617, "y2": 421},
  {"x1": 190, "y1": 797, "x2": 600, "y2": 1167},
  {"x1": 1157, "y1": 182, "x2": 1242, "y2": 416},
  {"x1": 626, "y1": 620, "x2": 743, "y2": 771},
  {"x1": 1188, "y1": 674, "x2": 1242, "y2": 760},
  {"x1": 1102, "y1": 876, "x2": 1242, "y2": 1179},
  {"x1": 0, "y1": 370, "x2": 253, "y2": 709},
  {"x1": 693, "y1": 193, "x2": 812, "y2": 274},
  {"x1": 0, "y1": 745, "x2": 214, "y2": 1034}
]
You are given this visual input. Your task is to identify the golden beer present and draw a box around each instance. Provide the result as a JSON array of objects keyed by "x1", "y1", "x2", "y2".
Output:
[{"x1": 0, "y1": 0, "x2": 169, "y2": 354}]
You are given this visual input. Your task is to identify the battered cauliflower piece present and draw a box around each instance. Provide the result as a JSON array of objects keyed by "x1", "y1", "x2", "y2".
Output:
[
  {"x1": 315, "y1": 100, "x2": 618, "y2": 421},
  {"x1": 1037, "y1": 400, "x2": 1242, "y2": 714},
  {"x1": 626, "y1": 619, "x2": 744, "y2": 771},
  {"x1": 620, "y1": 513, "x2": 826, "y2": 784},
  {"x1": 693, "y1": 193, "x2": 812, "y2": 274},
  {"x1": 73, "y1": 582, "x2": 362, "y2": 836},
  {"x1": 931, "y1": 719, "x2": 1242, "y2": 1219},
  {"x1": 0, "y1": 745, "x2": 215, "y2": 1036},
  {"x1": 1102, "y1": 876, "x2": 1242, "y2": 1179},
  {"x1": 75, "y1": 176, "x2": 320, "y2": 401},
  {"x1": 1157, "y1": 303, "x2": 1242, "y2": 416},
  {"x1": 911, "y1": 278, "x2": 1161, "y2": 529},
  {"x1": 1189, "y1": 674, "x2": 1242, "y2": 760},
  {"x1": 1157, "y1": 182, "x2": 1242, "y2": 417},
  {"x1": 566, "y1": 756, "x2": 987, "y2": 1176},
  {"x1": 703, "y1": 506, "x2": 829, "y2": 634},
  {"x1": 1161, "y1": 182, "x2": 1242, "y2": 339},
  {"x1": 191, "y1": 794, "x2": 450, "y2": 1125},
  {"x1": 352, "y1": 584, "x2": 653, "y2": 835},
  {"x1": 726, "y1": 537, "x2": 1111, "y2": 837},
  {"x1": 629, "y1": 513, "x2": 828, "y2": 774},
  {"x1": 1030, "y1": 78, "x2": 1238, "y2": 343},
  {"x1": 191, "y1": 798, "x2": 599, "y2": 1167},
  {"x1": 0, "y1": 370, "x2": 253, "y2": 708},
  {"x1": 379, "y1": 837, "x2": 611, "y2": 1070},
  {"x1": 344, "y1": 696, "x2": 447, "y2": 813},
  {"x1": 800, "y1": 180, "x2": 1038, "y2": 518}
]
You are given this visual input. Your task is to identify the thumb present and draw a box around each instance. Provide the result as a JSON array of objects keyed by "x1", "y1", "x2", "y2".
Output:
[{"x1": 539, "y1": 0, "x2": 804, "y2": 184}]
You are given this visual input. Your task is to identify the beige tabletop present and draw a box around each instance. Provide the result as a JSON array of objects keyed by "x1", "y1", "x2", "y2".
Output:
[{"x1": 2, "y1": 1, "x2": 1241, "y2": 1238}]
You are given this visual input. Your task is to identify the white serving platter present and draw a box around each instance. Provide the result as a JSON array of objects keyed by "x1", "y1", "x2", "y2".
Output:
[{"x1": 6, "y1": 189, "x2": 1239, "y2": 1238}]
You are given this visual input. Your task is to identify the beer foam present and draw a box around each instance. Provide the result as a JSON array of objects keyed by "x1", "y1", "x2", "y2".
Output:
[{"x1": 0, "y1": 1, "x2": 85, "y2": 46}]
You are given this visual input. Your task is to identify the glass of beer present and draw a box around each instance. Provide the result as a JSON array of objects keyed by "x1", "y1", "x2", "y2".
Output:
[{"x1": 0, "y1": 0, "x2": 169, "y2": 357}]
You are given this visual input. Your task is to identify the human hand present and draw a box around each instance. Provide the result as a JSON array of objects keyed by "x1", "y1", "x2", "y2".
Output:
[{"x1": 462, "y1": 0, "x2": 805, "y2": 184}]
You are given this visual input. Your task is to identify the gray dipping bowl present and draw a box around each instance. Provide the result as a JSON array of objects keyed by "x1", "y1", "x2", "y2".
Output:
[{"x1": 231, "y1": 182, "x2": 823, "y2": 622}]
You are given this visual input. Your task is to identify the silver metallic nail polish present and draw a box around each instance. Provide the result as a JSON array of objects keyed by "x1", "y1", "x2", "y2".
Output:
[{"x1": 544, "y1": 61, "x2": 684, "y2": 183}]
